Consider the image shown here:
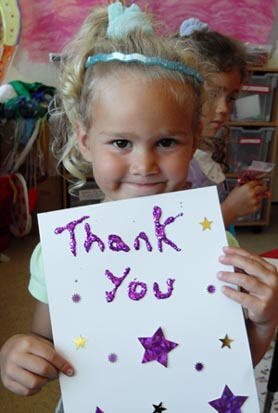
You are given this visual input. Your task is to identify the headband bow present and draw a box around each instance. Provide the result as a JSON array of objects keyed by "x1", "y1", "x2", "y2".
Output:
[{"x1": 107, "y1": 2, "x2": 153, "y2": 38}]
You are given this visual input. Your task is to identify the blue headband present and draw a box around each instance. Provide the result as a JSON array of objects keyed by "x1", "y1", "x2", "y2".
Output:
[{"x1": 85, "y1": 52, "x2": 203, "y2": 83}]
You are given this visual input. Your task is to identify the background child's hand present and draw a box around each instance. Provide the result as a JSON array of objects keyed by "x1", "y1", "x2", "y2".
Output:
[
  {"x1": 222, "y1": 179, "x2": 269, "y2": 227},
  {"x1": 217, "y1": 246, "x2": 278, "y2": 365},
  {"x1": 0, "y1": 334, "x2": 74, "y2": 396}
]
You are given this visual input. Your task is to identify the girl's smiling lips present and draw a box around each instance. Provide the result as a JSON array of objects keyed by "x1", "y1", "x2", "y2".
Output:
[
  {"x1": 123, "y1": 180, "x2": 166, "y2": 194},
  {"x1": 211, "y1": 120, "x2": 224, "y2": 131}
]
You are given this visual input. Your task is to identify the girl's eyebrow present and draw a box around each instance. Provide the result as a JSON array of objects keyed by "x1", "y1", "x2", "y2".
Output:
[
  {"x1": 206, "y1": 80, "x2": 240, "y2": 94},
  {"x1": 98, "y1": 130, "x2": 191, "y2": 138},
  {"x1": 218, "y1": 85, "x2": 240, "y2": 93}
]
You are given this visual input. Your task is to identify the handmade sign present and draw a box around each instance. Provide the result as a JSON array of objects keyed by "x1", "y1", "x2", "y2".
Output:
[{"x1": 38, "y1": 186, "x2": 260, "y2": 413}]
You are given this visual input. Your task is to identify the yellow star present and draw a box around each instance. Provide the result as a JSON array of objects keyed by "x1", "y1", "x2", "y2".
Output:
[
  {"x1": 199, "y1": 217, "x2": 213, "y2": 231},
  {"x1": 73, "y1": 335, "x2": 88, "y2": 349},
  {"x1": 219, "y1": 334, "x2": 234, "y2": 349}
]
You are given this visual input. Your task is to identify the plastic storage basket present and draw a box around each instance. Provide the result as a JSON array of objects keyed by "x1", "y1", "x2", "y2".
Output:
[
  {"x1": 68, "y1": 179, "x2": 104, "y2": 208},
  {"x1": 227, "y1": 127, "x2": 274, "y2": 173},
  {"x1": 230, "y1": 73, "x2": 278, "y2": 121}
]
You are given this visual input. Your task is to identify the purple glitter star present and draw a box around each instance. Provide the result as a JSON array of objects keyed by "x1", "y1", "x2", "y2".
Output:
[
  {"x1": 138, "y1": 327, "x2": 178, "y2": 367},
  {"x1": 208, "y1": 385, "x2": 248, "y2": 412}
]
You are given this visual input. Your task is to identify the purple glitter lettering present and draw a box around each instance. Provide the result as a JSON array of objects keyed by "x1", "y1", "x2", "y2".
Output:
[
  {"x1": 96, "y1": 408, "x2": 104, "y2": 413},
  {"x1": 84, "y1": 223, "x2": 105, "y2": 253},
  {"x1": 134, "y1": 232, "x2": 153, "y2": 251},
  {"x1": 108, "y1": 235, "x2": 130, "y2": 252},
  {"x1": 54, "y1": 216, "x2": 89, "y2": 256},
  {"x1": 153, "y1": 278, "x2": 175, "y2": 299},
  {"x1": 105, "y1": 267, "x2": 130, "y2": 302},
  {"x1": 153, "y1": 206, "x2": 183, "y2": 252},
  {"x1": 128, "y1": 280, "x2": 148, "y2": 300}
]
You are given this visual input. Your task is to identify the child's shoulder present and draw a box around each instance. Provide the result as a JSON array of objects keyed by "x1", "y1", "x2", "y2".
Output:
[
  {"x1": 29, "y1": 242, "x2": 48, "y2": 304},
  {"x1": 226, "y1": 231, "x2": 239, "y2": 247}
]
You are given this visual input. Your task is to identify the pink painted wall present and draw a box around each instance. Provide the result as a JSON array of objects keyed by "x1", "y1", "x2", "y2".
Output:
[{"x1": 21, "y1": 0, "x2": 276, "y2": 64}]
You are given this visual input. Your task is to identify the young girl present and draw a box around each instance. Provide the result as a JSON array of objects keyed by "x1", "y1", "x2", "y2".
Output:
[
  {"x1": 1, "y1": 3, "x2": 277, "y2": 409},
  {"x1": 179, "y1": 18, "x2": 269, "y2": 228}
]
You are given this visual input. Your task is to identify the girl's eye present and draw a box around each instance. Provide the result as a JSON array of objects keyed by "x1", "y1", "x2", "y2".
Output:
[
  {"x1": 112, "y1": 139, "x2": 131, "y2": 149},
  {"x1": 227, "y1": 95, "x2": 237, "y2": 104},
  {"x1": 158, "y1": 138, "x2": 177, "y2": 148},
  {"x1": 207, "y1": 91, "x2": 218, "y2": 100}
]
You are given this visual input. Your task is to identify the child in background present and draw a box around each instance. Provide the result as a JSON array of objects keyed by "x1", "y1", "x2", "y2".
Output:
[
  {"x1": 179, "y1": 18, "x2": 269, "y2": 229},
  {"x1": 1, "y1": 3, "x2": 278, "y2": 410}
]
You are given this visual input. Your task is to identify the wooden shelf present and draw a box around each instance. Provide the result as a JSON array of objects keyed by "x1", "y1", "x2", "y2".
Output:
[
  {"x1": 248, "y1": 67, "x2": 278, "y2": 72},
  {"x1": 228, "y1": 121, "x2": 278, "y2": 127}
]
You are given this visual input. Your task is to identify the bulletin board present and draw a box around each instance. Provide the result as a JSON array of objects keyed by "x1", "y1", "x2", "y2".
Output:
[{"x1": 7, "y1": 0, "x2": 277, "y2": 84}]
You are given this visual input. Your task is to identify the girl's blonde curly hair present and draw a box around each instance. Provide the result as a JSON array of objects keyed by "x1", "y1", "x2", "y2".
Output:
[{"x1": 50, "y1": 5, "x2": 206, "y2": 195}]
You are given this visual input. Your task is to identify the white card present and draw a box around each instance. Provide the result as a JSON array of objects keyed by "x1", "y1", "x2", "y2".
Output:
[{"x1": 38, "y1": 186, "x2": 260, "y2": 413}]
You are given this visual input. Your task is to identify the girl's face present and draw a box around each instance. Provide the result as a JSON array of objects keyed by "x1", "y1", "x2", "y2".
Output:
[
  {"x1": 78, "y1": 77, "x2": 198, "y2": 202},
  {"x1": 202, "y1": 68, "x2": 242, "y2": 138}
]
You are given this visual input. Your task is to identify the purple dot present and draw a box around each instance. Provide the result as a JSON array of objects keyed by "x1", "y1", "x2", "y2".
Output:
[
  {"x1": 72, "y1": 293, "x2": 81, "y2": 303},
  {"x1": 108, "y1": 353, "x2": 117, "y2": 363},
  {"x1": 195, "y1": 362, "x2": 204, "y2": 371},
  {"x1": 207, "y1": 284, "x2": 216, "y2": 294}
]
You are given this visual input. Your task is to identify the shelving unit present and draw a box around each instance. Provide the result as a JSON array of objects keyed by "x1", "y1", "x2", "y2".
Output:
[{"x1": 227, "y1": 67, "x2": 278, "y2": 228}]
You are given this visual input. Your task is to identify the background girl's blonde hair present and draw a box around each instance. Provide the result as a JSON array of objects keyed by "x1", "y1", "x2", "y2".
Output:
[{"x1": 51, "y1": 5, "x2": 205, "y2": 195}]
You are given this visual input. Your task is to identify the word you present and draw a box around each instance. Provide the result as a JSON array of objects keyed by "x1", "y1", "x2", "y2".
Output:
[{"x1": 105, "y1": 266, "x2": 175, "y2": 302}]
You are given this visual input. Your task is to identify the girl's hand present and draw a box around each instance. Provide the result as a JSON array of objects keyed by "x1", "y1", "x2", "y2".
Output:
[
  {"x1": 217, "y1": 246, "x2": 278, "y2": 365},
  {"x1": 0, "y1": 334, "x2": 74, "y2": 396},
  {"x1": 231, "y1": 180, "x2": 268, "y2": 213},
  {"x1": 222, "y1": 180, "x2": 269, "y2": 227},
  {"x1": 217, "y1": 246, "x2": 278, "y2": 326}
]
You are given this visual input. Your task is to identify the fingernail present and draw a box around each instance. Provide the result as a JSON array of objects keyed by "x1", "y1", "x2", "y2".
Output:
[{"x1": 66, "y1": 368, "x2": 74, "y2": 376}]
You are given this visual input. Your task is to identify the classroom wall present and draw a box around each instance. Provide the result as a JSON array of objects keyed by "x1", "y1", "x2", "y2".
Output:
[{"x1": 3, "y1": 0, "x2": 278, "y2": 87}]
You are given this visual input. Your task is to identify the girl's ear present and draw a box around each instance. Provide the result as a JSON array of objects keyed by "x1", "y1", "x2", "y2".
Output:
[{"x1": 75, "y1": 121, "x2": 92, "y2": 162}]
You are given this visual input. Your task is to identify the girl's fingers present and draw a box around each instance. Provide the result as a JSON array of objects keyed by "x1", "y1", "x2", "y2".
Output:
[
  {"x1": 3, "y1": 378, "x2": 42, "y2": 396},
  {"x1": 220, "y1": 283, "x2": 261, "y2": 308},
  {"x1": 217, "y1": 270, "x2": 270, "y2": 296},
  {"x1": 15, "y1": 353, "x2": 60, "y2": 380},
  {"x1": 218, "y1": 246, "x2": 278, "y2": 326},
  {"x1": 219, "y1": 246, "x2": 278, "y2": 286},
  {"x1": 15, "y1": 335, "x2": 74, "y2": 377},
  {"x1": 6, "y1": 364, "x2": 50, "y2": 393}
]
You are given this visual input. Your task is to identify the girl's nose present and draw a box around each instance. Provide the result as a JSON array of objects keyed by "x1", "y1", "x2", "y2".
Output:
[
  {"x1": 130, "y1": 149, "x2": 159, "y2": 176},
  {"x1": 215, "y1": 96, "x2": 229, "y2": 118}
]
